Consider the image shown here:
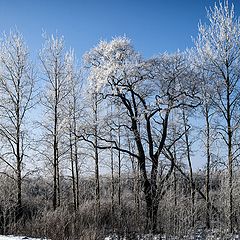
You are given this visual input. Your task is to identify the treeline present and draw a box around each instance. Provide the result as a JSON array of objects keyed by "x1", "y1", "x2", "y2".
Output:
[
  {"x1": 0, "y1": 1, "x2": 240, "y2": 239},
  {"x1": 0, "y1": 170, "x2": 239, "y2": 239}
]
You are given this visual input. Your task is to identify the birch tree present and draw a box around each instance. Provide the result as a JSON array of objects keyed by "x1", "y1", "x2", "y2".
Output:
[
  {"x1": 64, "y1": 50, "x2": 82, "y2": 211},
  {"x1": 80, "y1": 75, "x2": 104, "y2": 225},
  {"x1": 0, "y1": 31, "x2": 35, "y2": 219},
  {"x1": 199, "y1": 69, "x2": 216, "y2": 229},
  {"x1": 39, "y1": 34, "x2": 69, "y2": 210},
  {"x1": 181, "y1": 108, "x2": 195, "y2": 228},
  {"x1": 194, "y1": 1, "x2": 240, "y2": 232}
]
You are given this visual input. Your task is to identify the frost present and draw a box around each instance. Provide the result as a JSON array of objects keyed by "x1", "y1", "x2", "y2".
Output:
[
  {"x1": 84, "y1": 36, "x2": 142, "y2": 93},
  {"x1": 194, "y1": 0, "x2": 240, "y2": 72}
]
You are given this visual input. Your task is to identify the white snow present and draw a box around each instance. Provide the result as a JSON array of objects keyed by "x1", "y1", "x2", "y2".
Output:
[{"x1": 0, "y1": 236, "x2": 48, "y2": 240}]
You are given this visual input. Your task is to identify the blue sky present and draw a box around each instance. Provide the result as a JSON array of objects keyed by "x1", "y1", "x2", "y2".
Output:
[
  {"x1": 0, "y1": 0, "x2": 239, "y2": 59},
  {"x1": 0, "y1": 0, "x2": 239, "y2": 169}
]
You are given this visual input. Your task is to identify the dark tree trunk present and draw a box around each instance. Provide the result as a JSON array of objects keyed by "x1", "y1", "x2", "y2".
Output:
[
  {"x1": 173, "y1": 140, "x2": 178, "y2": 235},
  {"x1": 57, "y1": 155, "x2": 61, "y2": 207},
  {"x1": 53, "y1": 70, "x2": 59, "y2": 210},
  {"x1": 226, "y1": 75, "x2": 233, "y2": 233},
  {"x1": 94, "y1": 94, "x2": 100, "y2": 225},
  {"x1": 74, "y1": 135, "x2": 80, "y2": 209},
  {"x1": 53, "y1": 152, "x2": 57, "y2": 210},
  {"x1": 205, "y1": 105, "x2": 211, "y2": 229},
  {"x1": 143, "y1": 177, "x2": 158, "y2": 233},
  {"x1": 70, "y1": 129, "x2": 76, "y2": 211},
  {"x1": 16, "y1": 160, "x2": 22, "y2": 219},
  {"x1": 72, "y1": 96, "x2": 80, "y2": 209},
  {"x1": 183, "y1": 109, "x2": 195, "y2": 228},
  {"x1": 110, "y1": 144, "x2": 115, "y2": 227},
  {"x1": 16, "y1": 78, "x2": 22, "y2": 220},
  {"x1": 116, "y1": 112, "x2": 123, "y2": 232}
]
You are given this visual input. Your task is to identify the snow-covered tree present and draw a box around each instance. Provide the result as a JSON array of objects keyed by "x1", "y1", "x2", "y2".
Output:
[
  {"x1": 194, "y1": 0, "x2": 240, "y2": 232},
  {"x1": 39, "y1": 34, "x2": 69, "y2": 210},
  {"x1": 84, "y1": 37, "x2": 200, "y2": 232},
  {"x1": 63, "y1": 50, "x2": 82, "y2": 211},
  {"x1": 0, "y1": 31, "x2": 36, "y2": 218}
]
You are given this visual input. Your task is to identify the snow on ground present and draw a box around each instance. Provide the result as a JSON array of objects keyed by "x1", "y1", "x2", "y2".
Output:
[
  {"x1": 0, "y1": 236, "x2": 47, "y2": 240},
  {"x1": 104, "y1": 232, "x2": 240, "y2": 240}
]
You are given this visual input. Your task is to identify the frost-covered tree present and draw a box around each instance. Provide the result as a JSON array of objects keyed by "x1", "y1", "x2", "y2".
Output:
[
  {"x1": 39, "y1": 34, "x2": 69, "y2": 210},
  {"x1": 81, "y1": 75, "x2": 104, "y2": 224},
  {"x1": 194, "y1": 1, "x2": 240, "y2": 232},
  {"x1": 0, "y1": 31, "x2": 36, "y2": 218},
  {"x1": 84, "y1": 37, "x2": 200, "y2": 232},
  {"x1": 198, "y1": 71, "x2": 215, "y2": 229},
  {"x1": 63, "y1": 50, "x2": 82, "y2": 211}
]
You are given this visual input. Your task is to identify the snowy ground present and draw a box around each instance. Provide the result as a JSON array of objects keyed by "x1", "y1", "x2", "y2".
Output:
[
  {"x1": 0, "y1": 236, "x2": 47, "y2": 240},
  {"x1": 104, "y1": 230, "x2": 240, "y2": 240}
]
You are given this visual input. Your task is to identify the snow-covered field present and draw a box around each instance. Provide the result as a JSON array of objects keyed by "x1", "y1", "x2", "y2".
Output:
[
  {"x1": 104, "y1": 231, "x2": 240, "y2": 240},
  {"x1": 0, "y1": 236, "x2": 47, "y2": 240}
]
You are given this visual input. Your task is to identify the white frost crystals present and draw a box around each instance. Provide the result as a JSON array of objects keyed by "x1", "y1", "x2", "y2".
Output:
[
  {"x1": 84, "y1": 36, "x2": 142, "y2": 93},
  {"x1": 194, "y1": 0, "x2": 240, "y2": 70}
]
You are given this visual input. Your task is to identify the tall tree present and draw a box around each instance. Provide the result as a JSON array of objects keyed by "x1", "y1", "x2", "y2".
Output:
[
  {"x1": 182, "y1": 108, "x2": 195, "y2": 228},
  {"x1": 64, "y1": 50, "x2": 82, "y2": 211},
  {"x1": 84, "y1": 38, "x2": 200, "y2": 233},
  {"x1": 0, "y1": 31, "x2": 36, "y2": 218},
  {"x1": 81, "y1": 76, "x2": 103, "y2": 225},
  {"x1": 198, "y1": 69, "x2": 216, "y2": 229},
  {"x1": 194, "y1": 1, "x2": 240, "y2": 232},
  {"x1": 39, "y1": 34, "x2": 69, "y2": 210}
]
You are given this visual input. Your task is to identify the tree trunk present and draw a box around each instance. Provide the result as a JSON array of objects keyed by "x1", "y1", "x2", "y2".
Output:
[
  {"x1": 70, "y1": 129, "x2": 76, "y2": 211},
  {"x1": 110, "y1": 133, "x2": 115, "y2": 228},
  {"x1": 144, "y1": 180, "x2": 158, "y2": 233},
  {"x1": 226, "y1": 76, "x2": 233, "y2": 233},
  {"x1": 205, "y1": 105, "x2": 211, "y2": 229},
  {"x1": 74, "y1": 134, "x2": 80, "y2": 209},
  {"x1": 133, "y1": 157, "x2": 140, "y2": 230},
  {"x1": 72, "y1": 106, "x2": 80, "y2": 209},
  {"x1": 53, "y1": 77, "x2": 58, "y2": 210},
  {"x1": 118, "y1": 125, "x2": 121, "y2": 209},
  {"x1": 183, "y1": 109, "x2": 195, "y2": 228},
  {"x1": 94, "y1": 94, "x2": 100, "y2": 225},
  {"x1": 16, "y1": 160, "x2": 22, "y2": 219},
  {"x1": 53, "y1": 153, "x2": 57, "y2": 210},
  {"x1": 57, "y1": 154, "x2": 61, "y2": 208},
  {"x1": 16, "y1": 79, "x2": 22, "y2": 219},
  {"x1": 173, "y1": 144, "x2": 178, "y2": 235}
]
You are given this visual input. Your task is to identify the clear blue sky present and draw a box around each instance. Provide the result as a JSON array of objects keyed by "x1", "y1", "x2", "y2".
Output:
[
  {"x1": 0, "y1": 0, "x2": 239, "y2": 59},
  {"x1": 0, "y1": 0, "x2": 239, "y2": 170}
]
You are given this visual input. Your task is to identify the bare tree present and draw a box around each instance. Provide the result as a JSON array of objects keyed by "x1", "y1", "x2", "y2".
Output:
[
  {"x1": 81, "y1": 77, "x2": 103, "y2": 225},
  {"x1": 182, "y1": 108, "x2": 195, "y2": 228},
  {"x1": 64, "y1": 50, "x2": 82, "y2": 211},
  {"x1": 84, "y1": 38, "x2": 200, "y2": 233},
  {"x1": 194, "y1": 1, "x2": 240, "y2": 232},
  {"x1": 197, "y1": 69, "x2": 216, "y2": 229},
  {"x1": 39, "y1": 34, "x2": 69, "y2": 210},
  {"x1": 0, "y1": 31, "x2": 36, "y2": 218}
]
